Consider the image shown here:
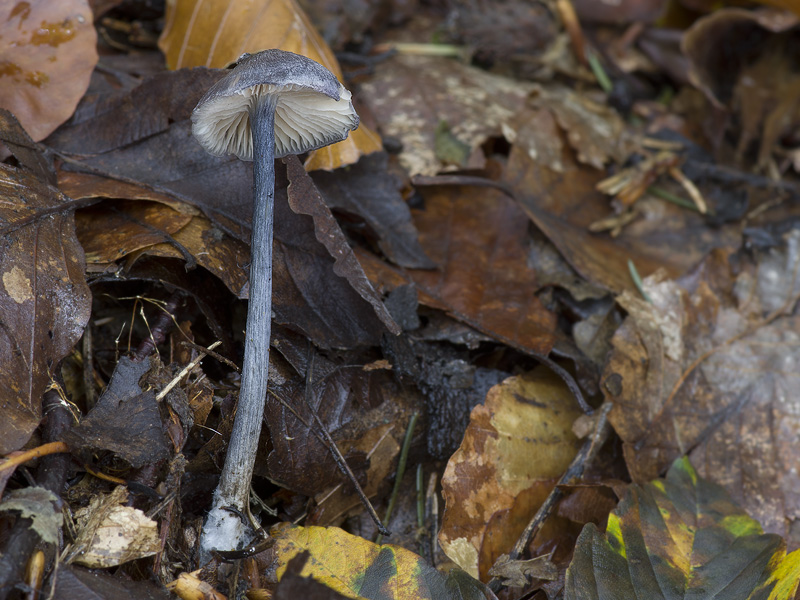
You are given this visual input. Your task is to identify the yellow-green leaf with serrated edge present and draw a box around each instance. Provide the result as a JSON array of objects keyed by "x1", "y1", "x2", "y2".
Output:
[
  {"x1": 565, "y1": 457, "x2": 800, "y2": 600},
  {"x1": 269, "y1": 523, "x2": 497, "y2": 600}
]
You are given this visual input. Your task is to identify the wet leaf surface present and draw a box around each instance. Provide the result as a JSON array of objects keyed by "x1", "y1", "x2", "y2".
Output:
[
  {"x1": 0, "y1": 0, "x2": 98, "y2": 141},
  {"x1": 0, "y1": 164, "x2": 91, "y2": 453}
]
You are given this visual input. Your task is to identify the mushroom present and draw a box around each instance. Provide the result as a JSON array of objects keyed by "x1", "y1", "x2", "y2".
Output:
[{"x1": 191, "y1": 49, "x2": 359, "y2": 554}]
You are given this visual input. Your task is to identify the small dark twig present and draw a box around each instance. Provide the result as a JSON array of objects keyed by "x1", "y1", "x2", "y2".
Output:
[{"x1": 488, "y1": 402, "x2": 612, "y2": 593}]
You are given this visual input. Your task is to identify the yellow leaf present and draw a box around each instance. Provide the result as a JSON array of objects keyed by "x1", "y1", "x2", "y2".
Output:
[
  {"x1": 158, "y1": 0, "x2": 381, "y2": 170},
  {"x1": 269, "y1": 523, "x2": 497, "y2": 600}
]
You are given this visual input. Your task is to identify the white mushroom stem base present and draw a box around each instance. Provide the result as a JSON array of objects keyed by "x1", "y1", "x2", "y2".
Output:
[{"x1": 200, "y1": 93, "x2": 278, "y2": 558}]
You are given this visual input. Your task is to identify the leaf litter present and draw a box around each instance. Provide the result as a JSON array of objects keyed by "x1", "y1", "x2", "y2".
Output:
[{"x1": 1, "y1": 0, "x2": 800, "y2": 598}]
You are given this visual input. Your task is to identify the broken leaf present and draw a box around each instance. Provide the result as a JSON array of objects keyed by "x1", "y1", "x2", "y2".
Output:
[
  {"x1": 266, "y1": 523, "x2": 498, "y2": 599},
  {"x1": 439, "y1": 368, "x2": 583, "y2": 581},
  {"x1": 0, "y1": 487, "x2": 62, "y2": 545},
  {"x1": 0, "y1": 164, "x2": 92, "y2": 454},
  {"x1": 310, "y1": 152, "x2": 434, "y2": 269},
  {"x1": 285, "y1": 156, "x2": 399, "y2": 336},
  {"x1": 565, "y1": 457, "x2": 800, "y2": 600},
  {"x1": 157, "y1": 0, "x2": 381, "y2": 170},
  {"x1": 62, "y1": 356, "x2": 171, "y2": 468},
  {"x1": 70, "y1": 486, "x2": 160, "y2": 568},
  {"x1": 0, "y1": 0, "x2": 98, "y2": 141}
]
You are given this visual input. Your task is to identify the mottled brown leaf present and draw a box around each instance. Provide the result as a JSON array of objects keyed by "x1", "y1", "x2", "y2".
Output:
[
  {"x1": 603, "y1": 235, "x2": 800, "y2": 545},
  {"x1": 0, "y1": 0, "x2": 98, "y2": 141},
  {"x1": 440, "y1": 368, "x2": 583, "y2": 581},
  {"x1": 0, "y1": 164, "x2": 91, "y2": 454},
  {"x1": 359, "y1": 55, "x2": 535, "y2": 176}
]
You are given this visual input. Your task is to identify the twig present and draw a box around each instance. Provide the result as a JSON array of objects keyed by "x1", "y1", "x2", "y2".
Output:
[
  {"x1": 376, "y1": 412, "x2": 419, "y2": 544},
  {"x1": 180, "y1": 340, "x2": 240, "y2": 371},
  {"x1": 157, "y1": 341, "x2": 222, "y2": 401},
  {"x1": 488, "y1": 402, "x2": 612, "y2": 593},
  {"x1": 304, "y1": 351, "x2": 390, "y2": 536}
]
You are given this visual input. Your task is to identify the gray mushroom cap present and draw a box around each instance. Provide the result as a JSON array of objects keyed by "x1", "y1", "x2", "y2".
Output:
[{"x1": 191, "y1": 49, "x2": 359, "y2": 161}]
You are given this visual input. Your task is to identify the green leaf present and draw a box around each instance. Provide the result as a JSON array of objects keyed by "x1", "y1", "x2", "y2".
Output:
[{"x1": 565, "y1": 457, "x2": 800, "y2": 600}]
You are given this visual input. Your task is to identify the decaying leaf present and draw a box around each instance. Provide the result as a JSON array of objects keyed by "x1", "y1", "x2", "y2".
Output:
[
  {"x1": 0, "y1": 164, "x2": 92, "y2": 454},
  {"x1": 263, "y1": 337, "x2": 412, "y2": 500},
  {"x1": 266, "y1": 523, "x2": 498, "y2": 599},
  {"x1": 62, "y1": 356, "x2": 171, "y2": 468},
  {"x1": 439, "y1": 368, "x2": 583, "y2": 580},
  {"x1": 71, "y1": 486, "x2": 160, "y2": 568},
  {"x1": 360, "y1": 55, "x2": 536, "y2": 177},
  {"x1": 487, "y1": 554, "x2": 558, "y2": 588},
  {"x1": 0, "y1": 487, "x2": 62, "y2": 544},
  {"x1": 0, "y1": 0, "x2": 98, "y2": 141},
  {"x1": 603, "y1": 233, "x2": 800, "y2": 542},
  {"x1": 157, "y1": 0, "x2": 381, "y2": 170},
  {"x1": 565, "y1": 457, "x2": 800, "y2": 600},
  {"x1": 503, "y1": 140, "x2": 743, "y2": 293}
]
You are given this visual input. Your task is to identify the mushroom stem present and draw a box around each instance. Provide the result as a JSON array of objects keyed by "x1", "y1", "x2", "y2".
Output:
[{"x1": 200, "y1": 93, "x2": 279, "y2": 555}]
